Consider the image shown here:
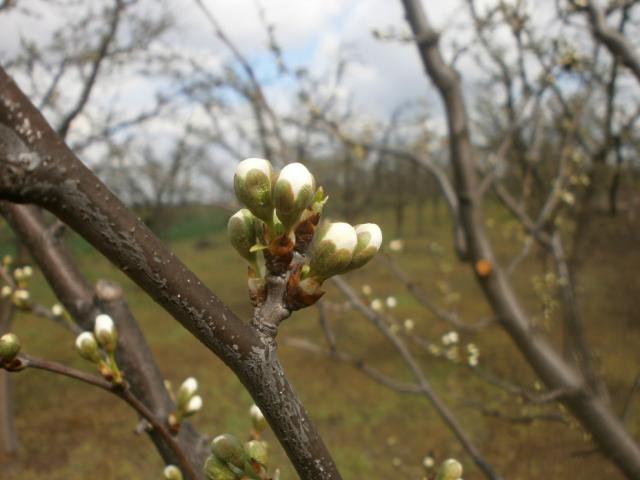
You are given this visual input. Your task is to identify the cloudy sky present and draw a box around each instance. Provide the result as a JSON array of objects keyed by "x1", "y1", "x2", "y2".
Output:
[{"x1": 0, "y1": 0, "x2": 522, "y2": 121}]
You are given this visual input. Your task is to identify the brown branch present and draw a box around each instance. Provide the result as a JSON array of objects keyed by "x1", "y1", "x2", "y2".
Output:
[
  {"x1": 331, "y1": 275, "x2": 501, "y2": 480},
  {"x1": 400, "y1": 1, "x2": 640, "y2": 477},
  {"x1": 0, "y1": 67, "x2": 341, "y2": 480},
  {"x1": 583, "y1": 0, "x2": 640, "y2": 84},
  {"x1": 0, "y1": 202, "x2": 207, "y2": 473},
  {"x1": 4, "y1": 353, "x2": 197, "y2": 480},
  {"x1": 193, "y1": 0, "x2": 290, "y2": 164},
  {"x1": 57, "y1": 0, "x2": 125, "y2": 139},
  {"x1": 381, "y1": 253, "x2": 495, "y2": 332},
  {"x1": 285, "y1": 337, "x2": 422, "y2": 395}
]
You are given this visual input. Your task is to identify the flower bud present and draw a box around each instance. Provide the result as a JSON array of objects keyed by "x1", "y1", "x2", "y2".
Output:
[
  {"x1": 1, "y1": 285, "x2": 12, "y2": 298},
  {"x1": 94, "y1": 314, "x2": 117, "y2": 353},
  {"x1": 13, "y1": 268, "x2": 24, "y2": 281},
  {"x1": 75, "y1": 332, "x2": 102, "y2": 363},
  {"x1": 244, "y1": 440, "x2": 268, "y2": 465},
  {"x1": 385, "y1": 296, "x2": 397, "y2": 309},
  {"x1": 0, "y1": 333, "x2": 20, "y2": 362},
  {"x1": 177, "y1": 377, "x2": 198, "y2": 407},
  {"x1": 184, "y1": 395, "x2": 203, "y2": 416},
  {"x1": 12, "y1": 289, "x2": 30, "y2": 308},
  {"x1": 203, "y1": 454, "x2": 237, "y2": 480},
  {"x1": 249, "y1": 404, "x2": 267, "y2": 432},
  {"x1": 274, "y1": 162, "x2": 316, "y2": 231},
  {"x1": 228, "y1": 209, "x2": 259, "y2": 266},
  {"x1": 347, "y1": 223, "x2": 382, "y2": 270},
  {"x1": 234, "y1": 158, "x2": 275, "y2": 224},
  {"x1": 51, "y1": 304, "x2": 64, "y2": 317},
  {"x1": 437, "y1": 459, "x2": 463, "y2": 480},
  {"x1": 308, "y1": 222, "x2": 357, "y2": 280},
  {"x1": 211, "y1": 433, "x2": 248, "y2": 470},
  {"x1": 22, "y1": 266, "x2": 33, "y2": 278},
  {"x1": 163, "y1": 465, "x2": 183, "y2": 480}
]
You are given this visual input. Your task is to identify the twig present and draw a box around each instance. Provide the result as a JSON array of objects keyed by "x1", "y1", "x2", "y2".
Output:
[{"x1": 4, "y1": 353, "x2": 198, "y2": 480}]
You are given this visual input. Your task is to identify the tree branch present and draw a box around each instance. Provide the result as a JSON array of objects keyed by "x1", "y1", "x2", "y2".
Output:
[{"x1": 0, "y1": 67, "x2": 341, "y2": 480}]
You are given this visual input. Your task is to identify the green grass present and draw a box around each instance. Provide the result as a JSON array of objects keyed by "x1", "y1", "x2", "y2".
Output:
[{"x1": 1, "y1": 204, "x2": 637, "y2": 479}]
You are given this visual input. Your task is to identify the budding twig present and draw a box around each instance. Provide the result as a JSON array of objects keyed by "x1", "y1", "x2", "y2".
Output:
[{"x1": 2, "y1": 354, "x2": 198, "y2": 480}]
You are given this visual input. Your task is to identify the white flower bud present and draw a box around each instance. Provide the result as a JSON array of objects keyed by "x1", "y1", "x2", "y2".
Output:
[
  {"x1": 228, "y1": 209, "x2": 259, "y2": 266},
  {"x1": 75, "y1": 332, "x2": 102, "y2": 363},
  {"x1": 176, "y1": 376, "x2": 199, "y2": 411},
  {"x1": 233, "y1": 158, "x2": 275, "y2": 224},
  {"x1": 94, "y1": 314, "x2": 117, "y2": 353},
  {"x1": 370, "y1": 298, "x2": 383, "y2": 311},
  {"x1": 361, "y1": 284, "x2": 372, "y2": 296},
  {"x1": 437, "y1": 458, "x2": 463, "y2": 480},
  {"x1": 0, "y1": 332, "x2": 20, "y2": 362},
  {"x1": 385, "y1": 296, "x2": 397, "y2": 309},
  {"x1": 347, "y1": 223, "x2": 382, "y2": 270},
  {"x1": 163, "y1": 465, "x2": 183, "y2": 480},
  {"x1": 12, "y1": 289, "x2": 30, "y2": 307},
  {"x1": 1, "y1": 285, "x2": 12, "y2": 298},
  {"x1": 308, "y1": 222, "x2": 357, "y2": 281},
  {"x1": 180, "y1": 377, "x2": 198, "y2": 397},
  {"x1": 388, "y1": 238, "x2": 404, "y2": 252},
  {"x1": 13, "y1": 268, "x2": 24, "y2": 280},
  {"x1": 423, "y1": 455, "x2": 435, "y2": 469},
  {"x1": 404, "y1": 318, "x2": 415, "y2": 332},
  {"x1": 185, "y1": 395, "x2": 203, "y2": 415},
  {"x1": 51, "y1": 304, "x2": 64, "y2": 317},
  {"x1": 22, "y1": 266, "x2": 33, "y2": 278},
  {"x1": 274, "y1": 162, "x2": 316, "y2": 231},
  {"x1": 249, "y1": 404, "x2": 267, "y2": 432}
]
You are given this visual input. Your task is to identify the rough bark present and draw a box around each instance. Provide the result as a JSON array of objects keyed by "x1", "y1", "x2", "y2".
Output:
[{"x1": 0, "y1": 66, "x2": 341, "y2": 480}]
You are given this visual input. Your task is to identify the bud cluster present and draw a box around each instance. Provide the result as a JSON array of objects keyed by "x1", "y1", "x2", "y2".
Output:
[
  {"x1": 229, "y1": 158, "x2": 382, "y2": 310},
  {"x1": 203, "y1": 404, "x2": 278, "y2": 480},
  {"x1": 0, "y1": 256, "x2": 35, "y2": 310},
  {"x1": 168, "y1": 377, "x2": 203, "y2": 431},
  {"x1": 75, "y1": 313, "x2": 123, "y2": 383}
]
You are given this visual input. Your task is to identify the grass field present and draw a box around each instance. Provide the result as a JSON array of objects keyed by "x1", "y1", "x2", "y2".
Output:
[{"x1": 1, "y1": 204, "x2": 638, "y2": 479}]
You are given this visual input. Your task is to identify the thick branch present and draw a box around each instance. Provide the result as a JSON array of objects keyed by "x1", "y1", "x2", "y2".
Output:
[
  {"x1": 0, "y1": 67, "x2": 341, "y2": 480},
  {"x1": 584, "y1": 1, "x2": 640, "y2": 84}
]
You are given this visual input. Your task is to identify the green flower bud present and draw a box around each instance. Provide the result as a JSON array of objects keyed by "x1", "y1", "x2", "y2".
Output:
[
  {"x1": 249, "y1": 404, "x2": 267, "y2": 432},
  {"x1": 203, "y1": 454, "x2": 237, "y2": 480},
  {"x1": 308, "y1": 222, "x2": 358, "y2": 281},
  {"x1": 437, "y1": 458, "x2": 463, "y2": 480},
  {"x1": 244, "y1": 440, "x2": 268, "y2": 466},
  {"x1": 274, "y1": 162, "x2": 316, "y2": 231},
  {"x1": 234, "y1": 158, "x2": 275, "y2": 224},
  {"x1": 163, "y1": 465, "x2": 183, "y2": 480},
  {"x1": 211, "y1": 434, "x2": 248, "y2": 470},
  {"x1": 94, "y1": 314, "x2": 117, "y2": 353},
  {"x1": 75, "y1": 332, "x2": 102, "y2": 363},
  {"x1": 347, "y1": 223, "x2": 382, "y2": 270},
  {"x1": 228, "y1": 209, "x2": 258, "y2": 266},
  {"x1": 0, "y1": 333, "x2": 20, "y2": 362}
]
